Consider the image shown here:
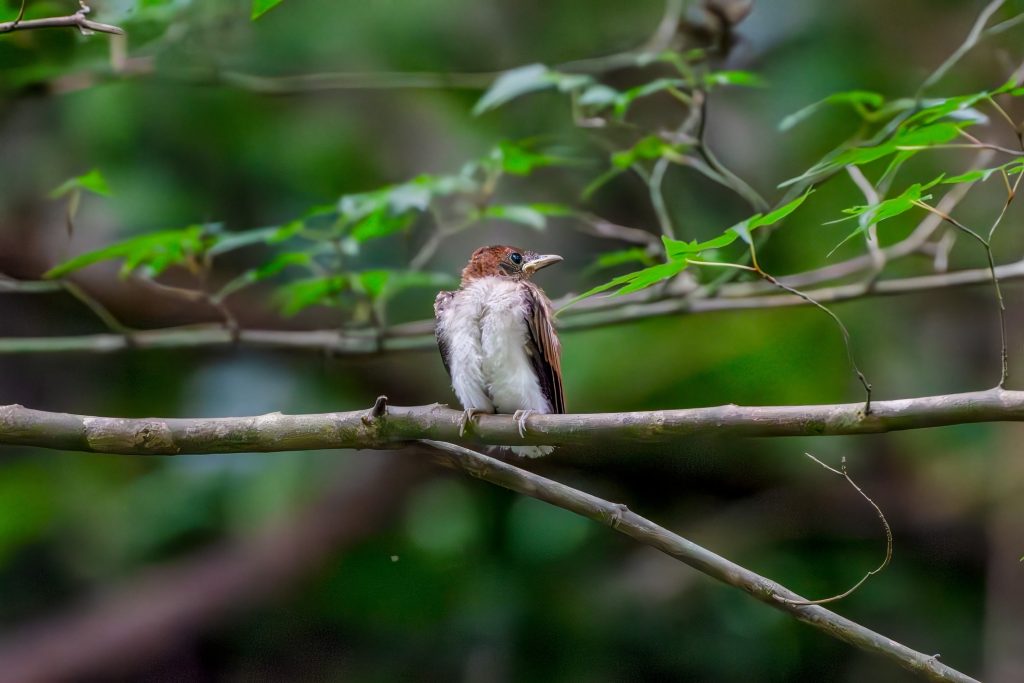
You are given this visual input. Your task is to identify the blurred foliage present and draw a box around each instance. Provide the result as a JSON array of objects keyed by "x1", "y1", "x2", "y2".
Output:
[{"x1": 2, "y1": 0, "x2": 1024, "y2": 681}]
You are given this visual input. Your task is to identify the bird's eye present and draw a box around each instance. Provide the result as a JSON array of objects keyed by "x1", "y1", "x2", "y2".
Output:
[{"x1": 509, "y1": 252, "x2": 523, "y2": 265}]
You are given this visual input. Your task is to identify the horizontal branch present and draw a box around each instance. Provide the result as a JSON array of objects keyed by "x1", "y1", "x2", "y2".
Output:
[
  {"x1": 1, "y1": 259, "x2": 1020, "y2": 355},
  {"x1": 3, "y1": 388, "x2": 1023, "y2": 454},
  {"x1": 425, "y1": 440, "x2": 977, "y2": 682}
]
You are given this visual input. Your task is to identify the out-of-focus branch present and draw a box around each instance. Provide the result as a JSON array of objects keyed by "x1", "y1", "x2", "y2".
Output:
[
  {"x1": 0, "y1": 3, "x2": 124, "y2": 36},
  {"x1": 423, "y1": 440, "x2": 977, "y2": 683},
  {"x1": 4, "y1": 388, "x2": 1024, "y2": 454},
  {"x1": 918, "y1": 0, "x2": 1006, "y2": 94},
  {"x1": 1, "y1": 258, "x2": 1020, "y2": 355},
  {"x1": 0, "y1": 453, "x2": 428, "y2": 683}
]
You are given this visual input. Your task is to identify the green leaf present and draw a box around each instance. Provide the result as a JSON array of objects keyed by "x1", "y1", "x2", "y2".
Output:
[
  {"x1": 584, "y1": 247, "x2": 655, "y2": 273},
  {"x1": 215, "y1": 252, "x2": 313, "y2": 301},
  {"x1": 251, "y1": 0, "x2": 283, "y2": 19},
  {"x1": 350, "y1": 208, "x2": 415, "y2": 242},
  {"x1": 569, "y1": 191, "x2": 812, "y2": 306},
  {"x1": 907, "y1": 92, "x2": 991, "y2": 126},
  {"x1": 704, "y1": 70, "x2": 765, "y2": 88},
  {"x1": 942, "y1": 167, "x2": 1004, "y2": 184},
  {"x1": 780, "y1": 122, "x2": 965, "y2": 187},
  {"x1": 275, "y1": 275, "x2": 348, "y2": 316},
  {"x1": 779, "y1": 90, "x2": 885, "y2": 132},
  {"x1": 491, "y1": 140, "x2": 586, "y2": 176},
  {"x1": 612, "y1": 78, "x2": 687, "y2": 117},
  {"x1": 49, "y1": 168, "x2": 112, "y2": 199},
  {"x1": 826, "y1": 178, "x2": 943, "y2": 255},
  {"x1": 44, "y1": 226, "x2": 209, "y2": 279},
  {"x1": 566, "y1": 259, "x2": 689, "y2": 306},
  {"x1": 611, "y1": 135, "x2": 684, "y2": 169},
  {"x1": 353, "y1": 270, "x2": 455, "y2": 302},
  {"x1": 473, "y1": 64, "x2": 592, "y2": 115}
]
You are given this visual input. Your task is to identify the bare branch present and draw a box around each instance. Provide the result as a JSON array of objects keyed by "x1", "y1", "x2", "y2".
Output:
[
  {"x1": 422, "y1": 440, "x2": 976, "y2": 683},
  {"x1": 0, "y1": 3, "x2": 124, "y2": 36},
  {"x1": 918, "y1": 0, "x2": 1005, "y2": 94},
  {"x1": 4, "y1": 388, "x2": 1024, "y2": 454},
  {"x1": 3, "y1": 258, "x2": 1022, "y2": 355}
]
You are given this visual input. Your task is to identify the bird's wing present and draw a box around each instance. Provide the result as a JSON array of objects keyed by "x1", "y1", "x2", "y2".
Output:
[
  {"x1": 523, "y1": 282, "x2": 565, "y2": 414},
  {"x1": 434, "y1": 290, "x2": 455, "y2": 377}
]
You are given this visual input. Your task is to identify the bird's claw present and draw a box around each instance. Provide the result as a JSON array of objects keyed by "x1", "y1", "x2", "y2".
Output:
[
  {"x1": 459, "y1": 409, "x2": 486, "y2": 437},
  {"x1": 512, "y1": 409, "x2": 535, "y2": 438}
]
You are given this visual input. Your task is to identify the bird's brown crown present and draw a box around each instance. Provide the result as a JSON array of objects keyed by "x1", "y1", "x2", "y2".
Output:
[{"x1": 460, "y1": 246, "x2": 562, "y2": 285}]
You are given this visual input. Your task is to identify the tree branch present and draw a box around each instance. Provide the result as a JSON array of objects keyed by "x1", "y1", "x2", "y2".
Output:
[
  {"x1": 3, "y1": 388, "x2": 1024, "y2": 454},
  {"x1": 2, "y1": 258, "x2": 1021, "y2": 355},
  {"x1": 423, "y1": 440, "x2": 977, "y2": 683},
  {"x1": 0, "y1": 3, "x2": 124, "y2": 36}
]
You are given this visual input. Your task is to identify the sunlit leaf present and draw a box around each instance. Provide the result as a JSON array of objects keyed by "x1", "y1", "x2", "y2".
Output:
[
  {"x1": 251, "y1": 0, "x2": 284, "y2": 19},
  {"x1": 569, "y1": 191, "x2": 812, "y2": 305},
  {"x1": 491, "y1": 140, "x2": 586, "y2": 175},
  {"x1": 704, "y1": 70, "x2": 765, "y2": 88},
  {"x1": 780, "y1": 122, "x2": 965, "y2": 187},
  {"x1": 49, "y1": 168, "x2": 112, "y2": 199},
  {"x1": 45, "y1": 226, "x2": 209, "y2": 279},
  {"x1": 826, "y1": 177, "x2": 943, "y2": 255}
]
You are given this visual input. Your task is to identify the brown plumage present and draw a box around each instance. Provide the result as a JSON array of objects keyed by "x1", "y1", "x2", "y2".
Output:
[{"x1": 434, "y1": 245, "x2": 564, "y2": 457}]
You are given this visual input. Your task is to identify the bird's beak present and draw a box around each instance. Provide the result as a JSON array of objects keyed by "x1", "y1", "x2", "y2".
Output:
[{"x1": 523, "y1": 254, "x2": 563, "y2": 274}]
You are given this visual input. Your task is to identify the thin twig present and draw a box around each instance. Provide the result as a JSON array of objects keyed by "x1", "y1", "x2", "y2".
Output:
[
  {"x1": 60, "y1": 281, "x2": 134, "y2": 339},
  {"x1": 3, "y1": 258, "x2": 1024, "y2": 355},
  {"x1": 845, "y1": 165, "x2": 886, "y2": 280},
  {"x1": 914, "y1": 200, "x2": 1009, "y2": 386},
  {"x1": 917, "y1": 0, "x2": 1006, "y2": 94},
  {"x1": 687, "y1": 257, "x2": 873, "y2": 411},
  {"x1": 778, "y1": 454, "x2": 893, "y2": 606},
  {"x1": 649, "y1": 156, "x2": 676, "y2": 239}
]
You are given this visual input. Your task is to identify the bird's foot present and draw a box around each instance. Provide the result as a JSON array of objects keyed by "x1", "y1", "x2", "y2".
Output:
[
  {"x1": 512, "y1": 409, "x2": 536, "y2": 438},
  {"x1": 458, "y1": 409, "x2": 488, "y2": 437}
]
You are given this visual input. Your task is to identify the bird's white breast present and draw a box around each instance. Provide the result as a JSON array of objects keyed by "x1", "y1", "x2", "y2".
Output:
[{"x1": 438, "y1": 277, "x2": 551, "y2": 416}]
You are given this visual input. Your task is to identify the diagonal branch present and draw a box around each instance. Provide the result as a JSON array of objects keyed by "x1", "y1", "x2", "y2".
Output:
[
  {"x1": 0, "y1": 3, "x2": 124, "y2": 36},
  {"x1": 4, "y1": 388, "x2": 1024, "y2": 454},
  {"x1": 422, "y1": 440, "x2": 977, "y2": 683}
]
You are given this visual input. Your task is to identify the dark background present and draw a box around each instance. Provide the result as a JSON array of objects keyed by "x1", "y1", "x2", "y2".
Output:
[{"x1": 0, "y1": 0, "x2": 1022, "y2": 680}]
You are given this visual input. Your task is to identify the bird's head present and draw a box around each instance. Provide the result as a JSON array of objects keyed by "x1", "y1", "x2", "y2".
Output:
[{"x1": 460, "y1": 245, "x2": 563, "y2": 285}]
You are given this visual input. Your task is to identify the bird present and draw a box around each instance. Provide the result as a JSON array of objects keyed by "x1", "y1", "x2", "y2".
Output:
[{"x1": 434, "y1": 245, "x2": 564, "y2": 458}]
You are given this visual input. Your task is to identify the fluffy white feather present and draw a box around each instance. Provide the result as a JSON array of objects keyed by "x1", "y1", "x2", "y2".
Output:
[{"x1": 437, "y1": 276, "x2": 553, "y2": 457}]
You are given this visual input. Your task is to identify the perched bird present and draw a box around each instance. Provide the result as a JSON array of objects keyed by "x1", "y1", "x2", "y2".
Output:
[{"x1": 434, "y1": 245, "x2": 564, "y2": 457}]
